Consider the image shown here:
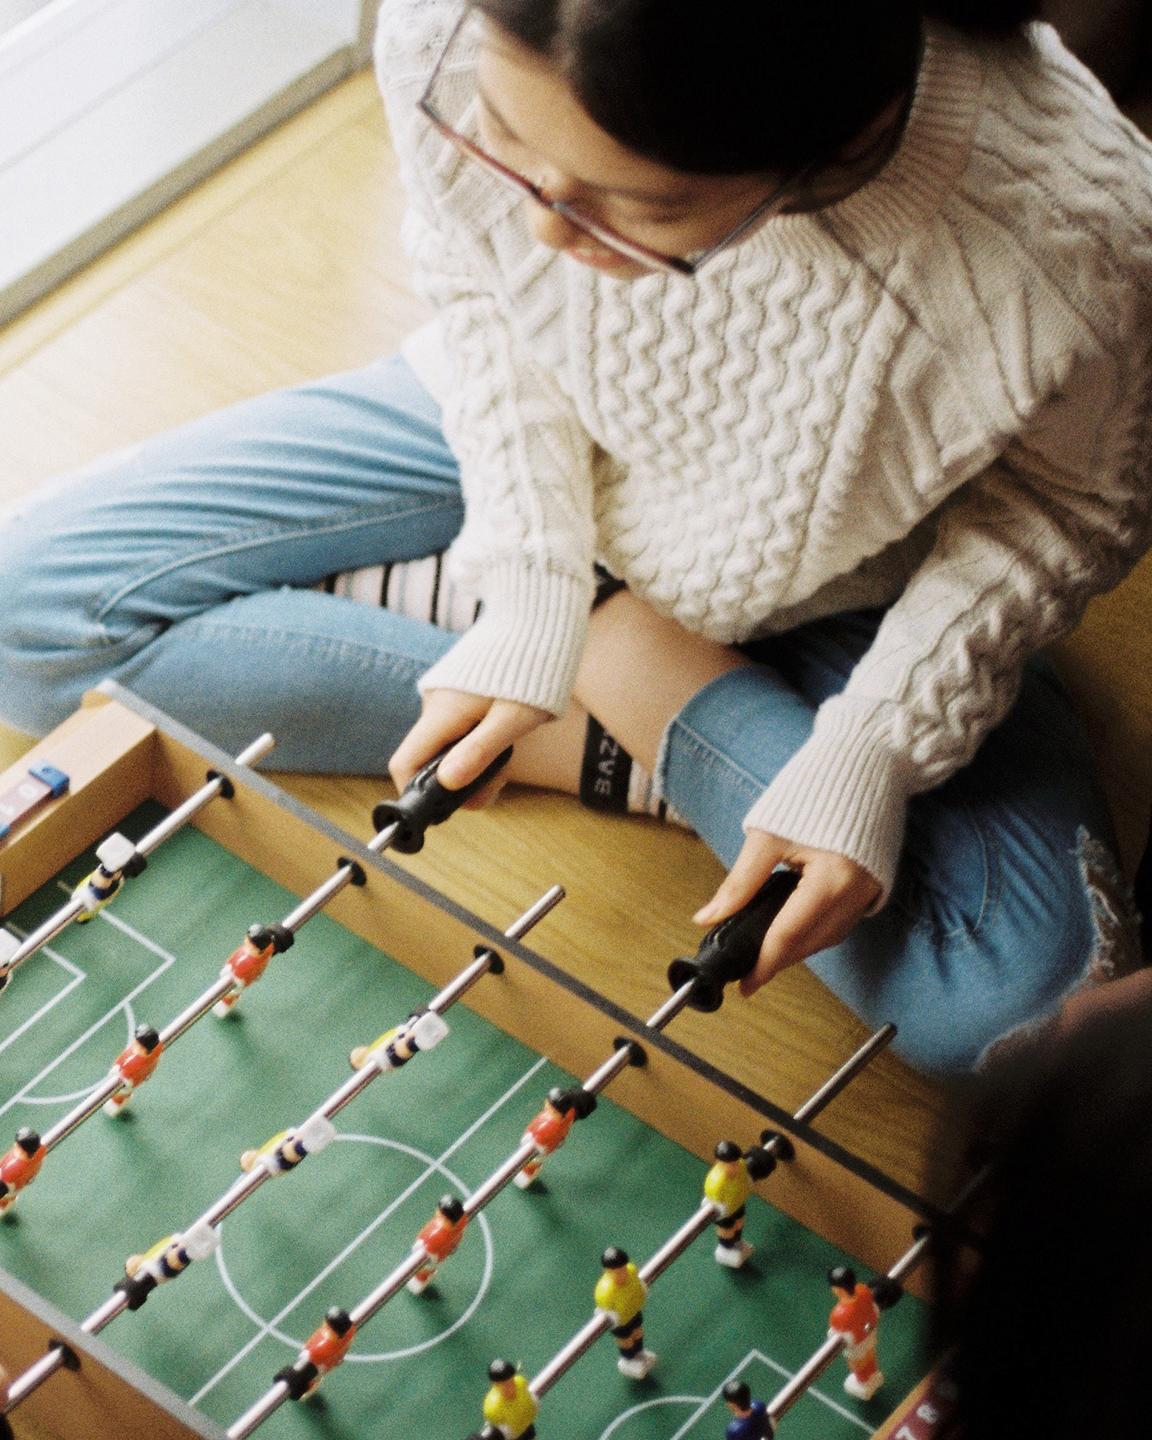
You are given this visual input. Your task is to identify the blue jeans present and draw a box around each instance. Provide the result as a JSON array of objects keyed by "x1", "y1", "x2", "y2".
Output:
[{"x1": 0, "y1": 354, "x2": 1129, "y2": 1073}]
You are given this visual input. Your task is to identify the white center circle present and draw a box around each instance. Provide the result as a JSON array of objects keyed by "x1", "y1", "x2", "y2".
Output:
[{"x1": 214, "y1": 1133, "x2": 495, "y2": 1361}]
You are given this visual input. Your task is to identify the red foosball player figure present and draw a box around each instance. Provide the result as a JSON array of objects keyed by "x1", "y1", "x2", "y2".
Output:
[
  {"x1": 213, "y1": 924, "x2": 277, "y2": 1017},
  {"x1": 723, "y1": 1379, "x2": 774, "y2": 1438},
  {"x1": 301, "y1": 1307, "x2": 358, "y2": 1396},
  {"x1": 828, "y1": 1265, "x2": 885, "y2": 1401},
  {"x1": 513, "y1": 1085, "x2": 594, "y2": 1189},
  {"x1": 270, "y1": 1306, "x2": 359, "y2": 1404},
  {"x1": 407, "y1": 1193, "x2": 470, "y2": 1294},
  {"x1": 0, "y1": 1128, "x2": 45, "y2": 1214},
  {"x1": 348, "y1": 1009, "x2": 450, "y2": 1073},
  {"x1": 704, "y1": 1140, "x2": 755, "y2": 1268},
  {"x1": 103, "y1": 1024, "x2": 164, "y2": 1116},
  {"x1": 594, "y1": 1246, "x2": 657, "y2": 1379}
]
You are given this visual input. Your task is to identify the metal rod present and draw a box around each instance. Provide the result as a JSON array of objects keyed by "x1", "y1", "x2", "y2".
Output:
[
  {"x1": 502, "y1": 884, "x2": 565, "y2": 941},
  {"x1": 527, "y1": 1028, "x2": 895, "y2": 1410},
  {"x1": 1, "y1": 1348, "x2": 68, "y2": 1411},
  {"x1": 529, "y1": 1312, "x2": 615, "y2": 1398},
  {"x1": 227, "y1": 1382, "x2": 291, "y2": 1440},
  {"x1": 430, "y1": 885, "x2": 565, "y2": 1016},
  {"x1": 530, "y1": 1200, "x2": 721, "y2": 1400},
  {"x1": 348, "y1": 1251, "x2": 428, "y2": 1328},
  {"x1": 158, "y1": 977, "x2": 234, "y2": 1047},
  {"x1": 83, "y1": 1293, "x2": 130, "y2": 1334},
  {"x1": 767, "y1": 1332, "x2": 845, "y2": 1419},
  {"x1": 0, "y1": 732, "x2": 275, "y2": 979},
  {"x1": 582, "y1": 1044, "x2": 634, "y2": 1097},
  {"x1": 227, "y1": 1248, "x2": 430, "y2": 1438},
  {"x1": 791, "y1": 1024, "x2": 896, "y2": 1125},
  {"x1": 136, "y1": 734, "x2": 275, "y2": 858},
  {"x1": 463, "y1": 1140, "x2": 539, "y2": 1217},
  {"x1": 638, "y1": 1201, "x2": 720, "y2": 1287},
  {"x1": 2, "y1": 897, "x2": 87, "y2": 974},
  {"x1": 279, "y1": 864, "x2": 359, "y2": 935},
  {"x1": 2, "y1": 1279, "x2": 133, "y2": 1412},
  {"x1": 365, "y1": 822, "x2": 402, "y2": 855},
  {"x1": 41, "y1": 1076, "x2": 122, "y2": 1152},
  {"x1": 642, "y1": 978, "x2": 698, "y2": 1033}
]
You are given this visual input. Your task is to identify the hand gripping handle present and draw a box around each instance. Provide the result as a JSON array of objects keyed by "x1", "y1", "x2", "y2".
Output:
[
  {"x1": 371, "y1": 747, "x2": 513, "y2": 854},
  {"x1": 666, "y1": 870, "x2": 800, "y2": 1012}
]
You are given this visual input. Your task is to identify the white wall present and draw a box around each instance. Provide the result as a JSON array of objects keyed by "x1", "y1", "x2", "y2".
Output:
[{"x1": 0, "y1": 0, "x2": 369, "y2": 322}]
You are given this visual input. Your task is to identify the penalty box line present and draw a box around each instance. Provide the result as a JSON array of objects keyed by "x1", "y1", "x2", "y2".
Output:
[
  {"x1": 0, "y1": 927, "x2": 86, "y2": 1060},
  {"x1": 190, "y1": 1053, "x2": 551, "y2": 1406},
  {"x1": 0, "y1": 895, "x2": 180, "y2": 1119},
  {"x1": 662, "y1": 1347, "x2": 872, "y2": 1438}
]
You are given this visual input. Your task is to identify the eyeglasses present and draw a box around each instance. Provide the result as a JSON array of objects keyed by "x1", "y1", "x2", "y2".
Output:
[{"x1": 416, "y1": 6, "x2": 804, "y2": 277}]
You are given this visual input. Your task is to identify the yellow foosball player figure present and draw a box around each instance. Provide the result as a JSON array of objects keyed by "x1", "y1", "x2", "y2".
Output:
[
  {"x1": 120, "y1": 1222, "x2": 220, "y2": 1308},
  {"x1": 471, "y1": 1357, "x2": 538, "y2": 1439},
  {"x1": 239, "y1": 1113, "x2": 337, "y2": 1176},
  {"x1": 348, "y1": 1008, "x2": 450, "y2": 1072},
  {"x1": 72, "y1": 833, "x2": 144, "y2": 922},
  {"x1": 704, "y1": 1139, "x2": 756, "y2": 1268},
  {"x1": 594, "y1": 1246, "x2": 658, "y2": 1379}
]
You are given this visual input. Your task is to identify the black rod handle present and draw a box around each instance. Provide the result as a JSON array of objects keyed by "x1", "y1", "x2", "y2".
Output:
[
  {"x1": 372, "y1": 746, "x2": 513, "y2": 854},
  {"x1": 666, "y1": 870, "x2": 800, "y2": 1012}
]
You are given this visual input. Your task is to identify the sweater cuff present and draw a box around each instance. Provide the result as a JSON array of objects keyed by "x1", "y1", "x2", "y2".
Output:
[
  {"x1": 742, "y1": 706, "x2": 917, "y2": 906},
  {"x1": 418, "y1": 563, "x2": 592, "y2": 714}
]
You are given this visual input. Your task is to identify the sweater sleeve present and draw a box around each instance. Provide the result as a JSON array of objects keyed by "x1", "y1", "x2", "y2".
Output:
[
  {"x1": 374, "y1": 0, "x2": 596, "y2": 714},
  {"x1": 744, "y1": 337, "x2": 1152, "y2": 902}
]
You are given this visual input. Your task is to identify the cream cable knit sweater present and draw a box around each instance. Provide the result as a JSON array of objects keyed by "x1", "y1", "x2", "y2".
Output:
[{"x1": 374, "y1": 1, "x2": 1152, "y2": 900}]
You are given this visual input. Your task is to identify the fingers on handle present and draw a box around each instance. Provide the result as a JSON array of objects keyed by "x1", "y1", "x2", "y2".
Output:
[
  {"x1": 742, "y1": 868, "x2": 875, "y2": 994},
  {"x1": 694, "y1": 834, "x2": 785, "y2": 925},
  {"x1": 389, "y1": 691, "x2": 488, "y2": 792},
  {"x1": 437, "y1": 700, "x2": 546, "y2": 791}
]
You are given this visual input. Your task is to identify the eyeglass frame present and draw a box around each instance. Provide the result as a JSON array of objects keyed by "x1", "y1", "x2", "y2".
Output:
[{"x1": 415, "y1": 4, "x2": 811, "y2": 278}]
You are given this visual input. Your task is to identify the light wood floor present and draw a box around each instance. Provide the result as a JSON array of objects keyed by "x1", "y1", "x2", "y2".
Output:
[{"x1": 0, "y1": 68, "x2": 998, "y2": 1218}]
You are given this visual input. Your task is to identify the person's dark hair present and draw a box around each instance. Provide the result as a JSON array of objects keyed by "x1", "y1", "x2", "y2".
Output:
[
  {"x1": 930, "y1": 990, "x2": 1152, "y2": 1439},
  {"x1": 474, "y1": 0, "x2": 1041, "y2": 174}
]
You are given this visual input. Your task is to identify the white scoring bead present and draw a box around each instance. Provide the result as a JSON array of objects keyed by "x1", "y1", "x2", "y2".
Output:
[
  {"x1": 294, "y1": 1114, "x2": 337, "y2": 1154},
  {"x1": 0, "y1": 929, "x2": 19, "y2": 965},
  {"x1": 180, "y1": 1220, "x2": 220, "y2": 1262},
  {"x1": 96, "y1": 832, "x2": 138, "y2": 871},
  {"x1": 409, "y1": 1010, "x2": 449, "y2": 1051}
]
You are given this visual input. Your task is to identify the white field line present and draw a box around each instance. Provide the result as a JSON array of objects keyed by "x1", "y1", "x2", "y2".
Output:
[
  {"x1": 190, "y1": 1054, "x2": 550, "y2": 1405},
  {"x1": 0, "y1": 928, "x2": 86, "y2": 1058},
  {"x1": 0, "y1": 896, "x2": 180, "y2": 1118}
]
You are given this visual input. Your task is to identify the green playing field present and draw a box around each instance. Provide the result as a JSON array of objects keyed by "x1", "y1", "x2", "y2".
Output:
[{"x1": 0, "y1": 806, "x2": 928, "y2": 1439}]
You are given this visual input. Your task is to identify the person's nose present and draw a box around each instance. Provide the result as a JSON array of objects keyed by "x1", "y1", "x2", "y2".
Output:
[
  {"x1": 524, "y1": 170, "x2": 587, "y2": 252},
  {"x1": 526, "y1": 200, "x2": 583, "y2": 251}
]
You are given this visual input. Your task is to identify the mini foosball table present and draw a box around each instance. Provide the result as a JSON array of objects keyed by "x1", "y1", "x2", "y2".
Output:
[{"x1": 0, "y1": 684, "x2": 967, "y2": 1440}]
